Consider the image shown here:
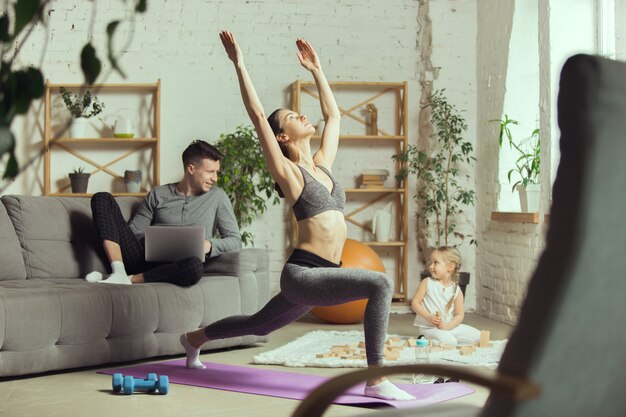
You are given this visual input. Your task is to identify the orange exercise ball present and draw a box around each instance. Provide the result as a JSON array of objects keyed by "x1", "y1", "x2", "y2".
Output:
[{"x1": 311, "y1": 239, "x2": 386, "y2": 324}]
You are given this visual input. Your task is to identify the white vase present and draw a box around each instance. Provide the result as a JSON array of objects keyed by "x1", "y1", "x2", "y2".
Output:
[
  {"x1": 517, "y1": 184, "x2": 540, "y2": 212},
  {"x1": 372, "y1": 202, "x2": 393, "y2": 242},
  {"x1": 70, "y1": 118, "x2": 90, "y2": 138}
]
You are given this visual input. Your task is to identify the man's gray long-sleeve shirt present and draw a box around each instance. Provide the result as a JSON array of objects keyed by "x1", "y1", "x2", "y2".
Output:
[{"x1": 129, "y1": 183, "x2": 242, "y2": 257}]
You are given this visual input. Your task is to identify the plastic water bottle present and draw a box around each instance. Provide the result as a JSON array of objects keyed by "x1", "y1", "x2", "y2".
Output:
[{"x1": 412, "y1": 338, "x2": 435, "y2": 384}]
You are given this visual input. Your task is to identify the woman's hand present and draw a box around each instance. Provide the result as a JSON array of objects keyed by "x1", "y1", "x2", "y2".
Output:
[
  {"x1": 296, "y1": 38, "x2": 321, "y2": 72},
  {"x1": 220, "y1": 30, "x2": 243, "y2": 65}
]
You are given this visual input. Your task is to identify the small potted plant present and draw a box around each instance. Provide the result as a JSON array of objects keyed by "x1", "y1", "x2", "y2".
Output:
[
  {"x1": 60, "y1": 87, "x2": 105, "y2": 138},
  {"x1": 393, "y1": 89, "x2": 476, "y2": 293},
  {"x1": 491, "y1": 114, "x2": 540, "y2": 212},
  {"x1": 68, "y1": 166, "x2": 90, "y2": 193}
]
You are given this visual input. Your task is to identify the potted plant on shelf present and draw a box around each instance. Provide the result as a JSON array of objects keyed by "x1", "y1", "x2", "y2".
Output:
[
  {"x1": 215, "y1": 126, "x2": 280, "y2": 246},
  {"x1": 393, "y1": 89, "x2": 476, "y2": 294},
  {"x1": 68, "y1": 166, "x2": 90, "y2": 193},
  {"x1": 59, "y1": 87, "x2": 105, "y2": 138},
  {"x1": 491, "y1": 114, "x2": 540, "y2": 212}
]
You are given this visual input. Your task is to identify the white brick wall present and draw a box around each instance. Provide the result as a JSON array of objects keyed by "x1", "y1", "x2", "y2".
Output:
[
  {"x1": 6, "y1": 0, "x2": 437, "y2": 305},
  {"x1": 12, "y1": 1, "x2": 606, "y2": 322}
]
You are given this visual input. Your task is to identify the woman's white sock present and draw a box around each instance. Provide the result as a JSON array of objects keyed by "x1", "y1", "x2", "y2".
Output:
[
  {"x1": 180, "y1": 333, "x2": 206, "y2": 369},
  {"x1": 364, "y1": 380, "x2": 415, "y2": 401}
]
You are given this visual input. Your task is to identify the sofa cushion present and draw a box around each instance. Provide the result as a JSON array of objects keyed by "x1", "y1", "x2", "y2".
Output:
[
  {"x1": 0, "y1": 274, "x2": 265, "y2": 376},
  {"x1": 1, "y1": 195, "x2": 141, "y2": 279},
  {"x1": 0, "y1": 201, "x2": 27, "y2": 281}
]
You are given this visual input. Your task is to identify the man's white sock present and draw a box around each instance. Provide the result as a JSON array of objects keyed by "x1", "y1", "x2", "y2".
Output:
[
  {"x1": 98, "y1": 261, "x2": 132, "y2": 285},
  {"x1": 85, "y1": 271, "x2": 103, "y2": 283},
  {"x1": 364, "y1": 380, "x2": 415, "y2": 401}
]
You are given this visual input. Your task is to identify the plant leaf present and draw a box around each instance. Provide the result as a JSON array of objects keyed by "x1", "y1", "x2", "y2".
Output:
[
  {"x1": 0, "y1": 126, "x2": 15, "y2": 156},
  {"x1": 3, "y1": 150, "x2": 18, "y2": 179},
  {"x1": 13, "y1": 0, "x2": 40, "y2": 39},
  {"x1": 80, "y1": 43, "x2": 101, "y2": 84},
  {"x1": 135, "y1": 0, "x2": 147, "y2": 13},
  {"x1": 0, "y1": 14, "x2": 10, "y2": 42},
  {"x1": 106, "y1": 21, "x2": 127, "y2": 79}
]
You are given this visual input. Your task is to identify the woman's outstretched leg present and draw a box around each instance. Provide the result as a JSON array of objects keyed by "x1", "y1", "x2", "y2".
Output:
[{"x1": 180, "y1": 292, "x2": 311, "y2": 369}]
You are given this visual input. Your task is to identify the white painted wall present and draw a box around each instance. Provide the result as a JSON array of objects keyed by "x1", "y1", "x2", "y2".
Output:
[
  {"x1": 5, "y1": 0, "x2": 622, "y2": 324},
  {"x1": 617, "y1": 0, "x2": 626, "y2": 60},
  {"x1": 497, "y1": 1, "x2": 540, "y2": 212},
  {"x1": 426, "y1": 1, "x2": 478, "y2": 311},
  {"x1": 5, "y1": 0, "x2": 440, "y2": 306},
  {"x1": 477, "y1": 0, "x2": 606, "y2": 324}
]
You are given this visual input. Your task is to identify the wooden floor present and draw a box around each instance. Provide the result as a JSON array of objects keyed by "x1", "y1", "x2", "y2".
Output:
[{"x1": 0, "y1": 313, "x2": 513, "y2": 417}]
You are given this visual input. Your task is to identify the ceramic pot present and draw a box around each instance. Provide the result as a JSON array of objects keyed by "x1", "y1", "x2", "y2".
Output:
[
  {"x1": 70, "y1": 118, "x2": 90, "y2": 138},
  {"x1": 517, "y1": 183, "x2": 540, "y2": 212},
  {"x1": 124, "y1": 170, "x2": 142, "y2": 193},
  {"x1": 69, "y1": 173, "x2": 90, "y2": 193}
]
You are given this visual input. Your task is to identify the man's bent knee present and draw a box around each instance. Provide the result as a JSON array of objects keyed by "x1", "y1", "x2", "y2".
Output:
[{"x1": 177, "y1": 257, "x2": 204, "y2": 287}]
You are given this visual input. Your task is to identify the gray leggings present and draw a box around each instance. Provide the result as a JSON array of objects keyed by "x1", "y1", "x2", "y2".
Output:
[{"x1": 202, "y1": 249, "x2": 394, "y2": 365}]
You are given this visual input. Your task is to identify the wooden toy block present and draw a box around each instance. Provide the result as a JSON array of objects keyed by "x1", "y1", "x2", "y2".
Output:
[
  {"x1": 459, "y1": 349, "x2": 474, "y2": 356},
  {"x1": 440, "y1": 344, "x2": 454, "y2": 350},
  {"x1": 385, "y1": 345, "x2": 402, "y2": 351},
  {"x1": 331, "y1": 345, "x2": 352, "y2": 353},
  {"x1": 358, "y1": 341, "x2": 366, "y2": 349},
  {"x1": 390, "y1": 337, "x2": 402, "y2": 343},
  {"x1": 479, "y1": 330, "x2": 491, "y2": 348},
  {"x1": 316, "y1": 353, "x2": 334, "y2": 358},
  {"x1": 406, "y1": 337, "x2": 417, "y2": 347},
  {"x1": 457, "y1": 344, "x2": 476, "y2": 351}
]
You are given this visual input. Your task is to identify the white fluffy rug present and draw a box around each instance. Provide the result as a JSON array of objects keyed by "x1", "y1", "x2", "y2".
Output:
[{"x1": 253, "y1": 330, "x2": 507, "y2": 369}]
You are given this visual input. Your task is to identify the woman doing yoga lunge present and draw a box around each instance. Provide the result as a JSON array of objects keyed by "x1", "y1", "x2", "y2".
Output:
[{"x1": 180, "y1": 31, "x2": 414, "y2": 401}]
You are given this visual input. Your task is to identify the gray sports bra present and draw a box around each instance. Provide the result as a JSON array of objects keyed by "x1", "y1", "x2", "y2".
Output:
[{"x1": 292, "y1": 165, "x2": 345, "y2": 221}]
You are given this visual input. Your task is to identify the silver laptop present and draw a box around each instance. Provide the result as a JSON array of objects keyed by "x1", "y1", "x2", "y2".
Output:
[{"x1": 144, "y1": 225, "x2": 205, "y2": 262}]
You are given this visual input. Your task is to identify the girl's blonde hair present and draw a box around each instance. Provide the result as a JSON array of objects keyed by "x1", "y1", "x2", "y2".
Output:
[{"x1": 432, "y1": 246, "x2": 462, "y2": 313}]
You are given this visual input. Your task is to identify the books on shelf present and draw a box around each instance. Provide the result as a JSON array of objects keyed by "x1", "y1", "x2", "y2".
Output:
[{"x1": 357, "y1": 169, "x2": 389, "y2": 189}]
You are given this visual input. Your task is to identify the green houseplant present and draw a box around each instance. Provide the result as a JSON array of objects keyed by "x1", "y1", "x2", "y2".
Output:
[
  {"x1": 394, "y1": 89, "x2": 476, "y2": 251},
  {"x1": 215, "y1": 126, "x2": 280, "y2": 246},
  {"x1": 68, "y1": 166, "x2": 90, "y2": 194},
  {"x1": 491, "y1": 114, "x2": 540, "y2": 212},
  {"x1": 60, "y1": 87, "x2": 105, "y2": 119},
  {"x1": 0, "y1": 0, "x2": 148, "y2": 183},
  {"x1": 393, "y1": 89, "x2": 476, "y2": 292},
  {"x1": 60, "y1": 87, "x2": 105, "y2": 138},
  {"x1": 492, "y1": 114, "x2": 540, "y2": 191}
]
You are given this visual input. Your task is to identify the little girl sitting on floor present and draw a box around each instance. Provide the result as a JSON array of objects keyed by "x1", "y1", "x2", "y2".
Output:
[{"x1": 411, "y1": 247, "x2": 480, "y2": 347}]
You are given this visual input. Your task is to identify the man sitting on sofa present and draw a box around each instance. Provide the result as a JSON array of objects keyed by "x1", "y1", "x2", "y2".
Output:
[{"x1": 85, "y1": 140, "x2": 242, "y2": 286}]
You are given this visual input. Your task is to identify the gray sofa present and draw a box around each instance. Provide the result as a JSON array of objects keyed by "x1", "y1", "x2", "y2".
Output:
[{"x1": 0, "y1": 195, "x2": 269, "y2": 377}]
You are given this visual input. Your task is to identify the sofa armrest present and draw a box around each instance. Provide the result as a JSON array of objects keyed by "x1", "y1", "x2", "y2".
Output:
[{"x1": 202, "y1": 248, "x2": 270, "y2": 311}]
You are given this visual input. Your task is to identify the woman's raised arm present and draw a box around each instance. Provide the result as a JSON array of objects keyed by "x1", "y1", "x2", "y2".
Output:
[
  {"x1": 296, "y1": 38, "x2": 341, "y2": 167},
  {"x1": 219, "y1": 31, "x2": 287, "y2": 178}
]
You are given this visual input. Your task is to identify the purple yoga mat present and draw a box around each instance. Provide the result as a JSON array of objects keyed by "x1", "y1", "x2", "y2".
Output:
[{"x1": 100, "y1": 359, "x2": 474, "y2": 409}]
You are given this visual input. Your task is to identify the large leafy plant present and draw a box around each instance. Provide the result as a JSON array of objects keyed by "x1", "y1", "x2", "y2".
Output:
[
  {"x1": 491, "y1": 114, "x2": 540, "y2": 191},
  {"x1": 216, "y1": 126, "x2": 280, "y2": 246},
  {"x1": 393, "y1": 89, "x2": 476, "y2": 250},
  {"x1": 0, "y1": 0, "x2": 147, "y2": 181}
]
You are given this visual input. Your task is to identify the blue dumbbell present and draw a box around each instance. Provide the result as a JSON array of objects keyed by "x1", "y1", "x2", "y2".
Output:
[{"x1": 112, "y1": 373, "x2": 169, "y2": 395}]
